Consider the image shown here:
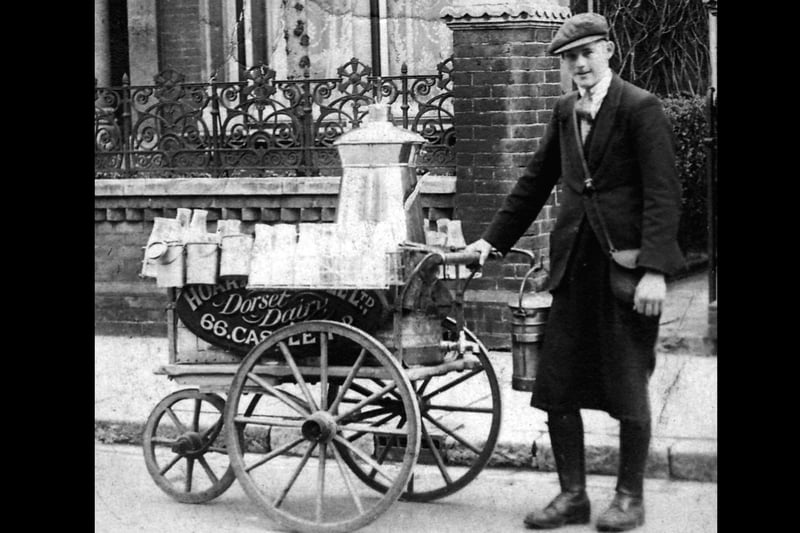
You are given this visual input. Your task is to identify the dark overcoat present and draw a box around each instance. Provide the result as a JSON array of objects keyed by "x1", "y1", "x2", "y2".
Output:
[{"x1": 483, "y1": 73, "x2": 685, "y2": 421}]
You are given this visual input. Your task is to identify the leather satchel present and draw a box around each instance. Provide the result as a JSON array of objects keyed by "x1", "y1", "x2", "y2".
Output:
[
  {"x1": 572, "y1": 109, "x2": 643, "y2": 303},
  {"x1": 608, "y1": 249, "x2": 643, "y2": 303}
]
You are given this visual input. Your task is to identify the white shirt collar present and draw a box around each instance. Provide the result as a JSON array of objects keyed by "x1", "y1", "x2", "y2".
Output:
[{"x1": 577, "y1": 70, "x2": 613, "y2": 118}]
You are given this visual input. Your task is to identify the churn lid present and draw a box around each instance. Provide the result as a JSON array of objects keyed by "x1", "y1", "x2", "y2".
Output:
[
  {"x1": 508, "y1": 291, "x2": 553, "y2": 313},
  {"x1": 333, "y1": 103, "x2": 426, "y2": 146}
]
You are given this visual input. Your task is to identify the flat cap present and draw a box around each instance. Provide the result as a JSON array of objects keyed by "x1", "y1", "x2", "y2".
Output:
[{"x1": 548, "y1": 12, "x2": 609, "y2": 55}]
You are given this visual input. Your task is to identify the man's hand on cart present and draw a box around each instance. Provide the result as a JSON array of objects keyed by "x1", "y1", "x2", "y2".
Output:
[{"x1": 464, "y1": 238, "x2": 497, "y2": 266}]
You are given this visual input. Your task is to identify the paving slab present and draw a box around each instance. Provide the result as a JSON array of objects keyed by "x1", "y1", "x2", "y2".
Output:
[
  {"x1": 669, "y1": 439, "x2": 718, "y2": 482},
  {"x1": 96, "y1": 443, "x2": 718, "y2": 533}
]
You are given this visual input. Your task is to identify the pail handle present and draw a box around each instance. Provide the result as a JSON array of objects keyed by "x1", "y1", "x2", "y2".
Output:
[
  {"x1": 220, "y1": 234, "x2": 250, "y2": 241},
  {"x1": 502, "y1": 248, "x2": 541, "y2": 310},
  {"x1": 220, "y1": 234, "x2": 249, "y2": 248},
  {"x1": 186, "y1": 241, "x2": 220, "y2": 258},
  {"x1": 517, "y1": 254, "x2": 545, "y2": 311},
  {"x1": 160, "y1": 241, "x2": 186, "y2": 265}
]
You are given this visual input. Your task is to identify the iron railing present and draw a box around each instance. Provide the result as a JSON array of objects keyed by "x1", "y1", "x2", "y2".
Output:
[{"x1": 95, "y1": 57, "x2": 455, "y2": 178}]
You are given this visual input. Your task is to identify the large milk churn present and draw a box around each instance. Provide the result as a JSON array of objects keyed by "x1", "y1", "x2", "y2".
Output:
[
  {"x1": 335, "y1": 103, "x2": 443, "y2": 361},
  {"x1": 508, "y1": 265, "x2": 552, "y2": 391},
  {"x1": 333, "y1": 102, "x2": 427, "y2": 246}
]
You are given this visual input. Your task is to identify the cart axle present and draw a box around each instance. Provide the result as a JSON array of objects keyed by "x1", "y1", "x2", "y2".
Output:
[
  {"x1": 171, "y1": 432, "x2": 208, "y2": 458},
  {"x1": 301, "y1": 412, "x2": 337, "y2": 443}
]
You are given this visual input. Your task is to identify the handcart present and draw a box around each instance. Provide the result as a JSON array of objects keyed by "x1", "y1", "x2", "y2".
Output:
[
  {"x1": 142, "y1": 244, "x2": 537, "y2": 533},
  {"x1": 140, "y1": 101, "x2": 542, "y2": 532}
]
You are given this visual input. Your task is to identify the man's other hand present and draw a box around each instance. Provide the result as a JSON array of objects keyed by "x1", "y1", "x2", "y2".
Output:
[{"x1": 633, "y1": 271, "x2": 666, "y2": 316}]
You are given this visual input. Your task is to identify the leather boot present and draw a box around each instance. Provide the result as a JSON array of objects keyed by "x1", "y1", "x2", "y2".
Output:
[
  {"x1": 524, "y1": 490, "x2": 591, "y2": 529},
  {"x1": 595, "y1": 491, "x2": 644, "y2": 532},
  {"x1": 596, "y1": 419, "x2": 650, "y2": 531},
  {"x1": 524, "y1": 411, "x2": 590, "y2": 529}
]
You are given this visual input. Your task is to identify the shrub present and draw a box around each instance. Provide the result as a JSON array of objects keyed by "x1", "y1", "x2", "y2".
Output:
[
  {"x1": 662, "y1": 95, "x2": 711, "y2": 257},
  {"x1": 570, "y1": 0, "x2": 710, "y2": 97}
]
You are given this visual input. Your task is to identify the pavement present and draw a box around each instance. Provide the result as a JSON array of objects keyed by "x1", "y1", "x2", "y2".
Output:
[
  {"x1": 96, "y1": 442, "x2": 717, "y2": 533},
  {"x1": 95, "y1": 271, "x2": 716, "y2": 483}
]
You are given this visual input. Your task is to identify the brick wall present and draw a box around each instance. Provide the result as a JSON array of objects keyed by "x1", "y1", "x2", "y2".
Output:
[
  {"x1": 157, "y1": 0, "x2": 203, "y2": 81},
  {"x1": 95, "y1": 219, "x2": 168, "y2": 337},
  {"x1": 451, "y1": 24, "x2": 563, "y2": 295}
]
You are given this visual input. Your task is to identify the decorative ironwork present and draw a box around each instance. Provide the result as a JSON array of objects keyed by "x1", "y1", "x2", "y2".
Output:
[
  {"x1": 412, "y1": 58, "x2": 455, "y2": 174},
  {"x1": 94, "y1": 84, "x2": 125, "y2": 173},
  {"x1": 94, "y1": 57, "x2": 455, "y2": 178},
  {"x1": 129, "y1": 70, "x2": 214, "y2": 177}
]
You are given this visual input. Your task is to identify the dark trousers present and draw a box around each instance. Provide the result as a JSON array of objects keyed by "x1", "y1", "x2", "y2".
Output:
[{"x1": 549, "y1": 410, "x2": 651, "y2": 497}]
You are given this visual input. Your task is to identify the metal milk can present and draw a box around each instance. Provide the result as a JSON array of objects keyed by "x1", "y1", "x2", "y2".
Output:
[
  {"x1": 334, "y1": 102, "x2": 445, "y2": 361},
  {"x1": 333, "y1": 102, "x2": 427, "y2": 246},
  {"x1": 508, "y1": 263, "x2": 552, "y2": 391}
]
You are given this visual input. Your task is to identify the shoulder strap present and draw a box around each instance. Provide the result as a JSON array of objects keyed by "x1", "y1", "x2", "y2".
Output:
[{"x1": 571, "y1": 109, "x2": 618, "y2": 254}]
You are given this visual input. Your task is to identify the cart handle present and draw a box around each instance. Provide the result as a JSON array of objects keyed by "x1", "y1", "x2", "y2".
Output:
[
  {"x1": 506, "y1": 247, "x2": 537, "y2": 267},
  {"x1": 436, "y1": 250, "x2": 481, "y2": 267},
  {"x1": 411, "y1": 246, "x2": 537, "y2": 269},
  {"x1": 441, "y1": 248, "x2": 537, "y2": 267},
  {"x1": 480, "y1": 247, "x2": 544, "y2": 309}
]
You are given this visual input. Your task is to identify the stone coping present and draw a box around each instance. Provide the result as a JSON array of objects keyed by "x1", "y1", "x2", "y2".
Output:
[
  {"x1": 95, "y1": 175, "x2": 456, "y2": 197},
  {"x1": 440, "y1": 0, "x2": 571, "y2": 24}
]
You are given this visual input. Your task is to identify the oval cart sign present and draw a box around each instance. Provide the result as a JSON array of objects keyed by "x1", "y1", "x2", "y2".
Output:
[{"x1": 175, "y1": 279, "x2": 388, "y2": 355}]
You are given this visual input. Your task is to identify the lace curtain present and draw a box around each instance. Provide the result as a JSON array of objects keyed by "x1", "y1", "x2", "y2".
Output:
[{"x1": 269, "y1": 0, "x2": 453, "y2": 79}]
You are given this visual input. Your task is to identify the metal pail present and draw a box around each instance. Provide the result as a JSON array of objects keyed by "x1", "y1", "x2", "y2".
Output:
[
  {"x1": 185, "y1": 242, "x2": 219, "y2": 284},
  {"x1": 507, "y1": 264, "x2": 552, "y2": 391},
  {"x1": 220, "y1": 234, "x2": 253, "y2": 277},
  {"x1": 155, "y1": 242, "x2": 185, "y2": 288}
]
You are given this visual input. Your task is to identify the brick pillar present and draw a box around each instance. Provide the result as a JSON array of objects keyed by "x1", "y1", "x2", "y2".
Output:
[
  {"x1": 440, "y1": 1, "x2": 571, "y2": 348},
  {"x1": 441, "y1": 0, "x2": 570, "y2": 291}
]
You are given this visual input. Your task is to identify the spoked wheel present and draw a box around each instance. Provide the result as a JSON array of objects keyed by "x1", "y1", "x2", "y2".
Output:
[
  {"x1": 337, "y1": 317, "x2": 502, "y2": 502},
  {"x1": 143, "y1": 389, "x2": 237, "y2": 503},
  {"x1": 225, "y1": 320, "x2": 421, "y2": 533}
]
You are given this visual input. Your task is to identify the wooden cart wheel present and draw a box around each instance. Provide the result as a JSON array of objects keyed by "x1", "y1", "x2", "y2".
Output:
[
  {"x1": 225, "y1": 320, "x2": 421, "y2": 533},
  {"x1": 143, "y1": 389, "x2": 237, "y2": 503},
  {"x1": 335, "y1": 318, "x2": 501, "y2": 502}
]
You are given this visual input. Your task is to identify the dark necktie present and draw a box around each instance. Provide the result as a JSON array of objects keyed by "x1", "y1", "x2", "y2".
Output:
[{"x1": 576, "y1": 90, "x2": 594, "y2": 144}]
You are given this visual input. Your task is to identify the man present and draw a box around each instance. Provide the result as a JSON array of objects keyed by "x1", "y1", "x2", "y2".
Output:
[{"x1": 465, "y1": 12, "x2": 685, "y2": 532}]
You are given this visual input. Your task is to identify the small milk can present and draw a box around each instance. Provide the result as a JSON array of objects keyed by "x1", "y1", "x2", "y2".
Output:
[
  {"x1": 142, "y1": 217, "x2": 182, "y2": 278},
  {"x1": 155, "y1": 241, "x2": 186, "y2": 288},
  {"x1": 185, "y1": 242, "x2": 219, "y2": 284},
  {"x1": 507, "y1": 265, "x2": 552, "y2": 392},
  {"x1": 219, "y1": 233, "x2": 253, "y2": 277}
]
